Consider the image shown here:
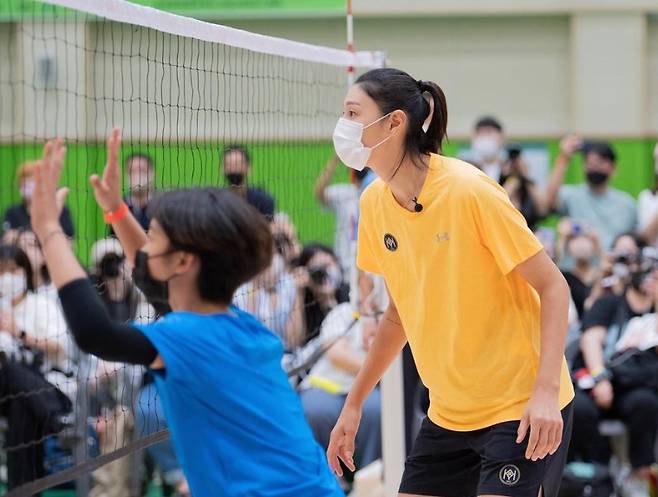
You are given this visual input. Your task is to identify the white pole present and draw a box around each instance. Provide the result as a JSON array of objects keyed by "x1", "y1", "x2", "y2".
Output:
[{"x1": 380, "y1": 353, "x2": 406, "y2": 496}]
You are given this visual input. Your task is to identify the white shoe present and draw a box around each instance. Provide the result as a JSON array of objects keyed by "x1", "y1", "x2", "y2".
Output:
[{"x1": 620, "y1": 475, "x2": 650, "y2": 497}]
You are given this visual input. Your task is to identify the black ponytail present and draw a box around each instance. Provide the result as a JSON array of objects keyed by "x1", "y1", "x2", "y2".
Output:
[{"x1": 355, "y1": 68, "x2": 448, "y2": 159}]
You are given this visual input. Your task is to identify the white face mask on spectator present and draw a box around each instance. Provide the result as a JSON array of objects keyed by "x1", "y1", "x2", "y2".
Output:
[
  {"x1": 0, "y1": 272, "x2": 27, "y2": 306},
  {"x1": 332, "y1": 113, "x2": 393, "y2": 171},
  {"x1": 472, "y1": 136, "x2": 501, "y2": 163},
  {"x1": 20, "y1": 180, "x2": 35, "y2": 201}
]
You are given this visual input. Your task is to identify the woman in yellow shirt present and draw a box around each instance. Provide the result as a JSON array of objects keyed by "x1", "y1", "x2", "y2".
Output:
[{"x1": 327, "y1": 68, "x2": 574, "y2": 497}]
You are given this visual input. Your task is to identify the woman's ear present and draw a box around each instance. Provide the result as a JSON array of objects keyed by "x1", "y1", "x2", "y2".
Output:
[
  {"x1": 176, "y1": 251, "x2": 199, "y2": 274},
  {"x1": 389, "y1": 109, "x2": 406, "y2": 132}
]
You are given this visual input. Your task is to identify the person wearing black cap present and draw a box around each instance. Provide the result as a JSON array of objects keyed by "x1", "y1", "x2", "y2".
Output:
[{"x1": 544, "y1": 135, "x2": 637, "y2": 250}]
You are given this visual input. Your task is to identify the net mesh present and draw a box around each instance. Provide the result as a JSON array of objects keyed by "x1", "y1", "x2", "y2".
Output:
[{"x1": 0, "y1": 0, "x2": 381, "y2": 493}]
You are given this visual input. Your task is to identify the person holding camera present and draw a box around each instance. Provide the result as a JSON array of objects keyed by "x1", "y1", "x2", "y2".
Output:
[
  {"x1": 464, "y1": 116, "x2": 545, "y2": 229},
  {"x1": 638, "y1": 142, "x2": 658, "y2": 248},
  {"x1": 500, "y1": 144, "x2": 547, "y2": 230},
  {"x1": 570, "y1": 247, "x2": 658, "y2": 496},
  {"x1": 545, "y1": 135, "x2": 637, "y2": 250},
  {"x1": 287, "y1": 244, "x2": 349, "y2": 346},
  {"x1": 556, "y1": 218, "x2": 603, "y2": 319}
]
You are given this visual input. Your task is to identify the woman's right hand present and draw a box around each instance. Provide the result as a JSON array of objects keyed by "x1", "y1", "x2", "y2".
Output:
[
  {"x1": 326, "y1": 403, "x2": 362, "y2": 476},
  {"x1": 90, "y1": 128, "x2": 123, "y2": 212}
]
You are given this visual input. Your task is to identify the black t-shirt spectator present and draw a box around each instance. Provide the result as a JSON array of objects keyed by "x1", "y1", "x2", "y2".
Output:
[
  {"x1": 563, "y1": 271, "x2": 592, "y2": 321},
  {"x1": 246, "y1": 187, "x2": 275, "y2": 219},
  {"x1": 581, "y1": 294, "x2": 652, "y2": 332},
  {"x1": 125, "y1": 197, "x2": 151, "y2": 231},
  {"x1": 3, "y1": 203, "x2": 75, "y2": 237},
  {"x1": 499, "y1": 174, "x2": 541, "y2": 230},
  {"x1": 110, "y1": 197, "x2": 151, "y2": 236}
]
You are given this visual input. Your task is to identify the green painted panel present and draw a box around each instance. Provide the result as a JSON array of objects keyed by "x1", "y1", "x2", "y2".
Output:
[
  {"x1": 0, "y1": 0, "x2": 344, "y2": 21},
  {"x1": 1, "y1": 141, "x2": 345, "y2": 265},
  {"x1": 1, "y1": 138, "x2": 655, "y2": 266}
]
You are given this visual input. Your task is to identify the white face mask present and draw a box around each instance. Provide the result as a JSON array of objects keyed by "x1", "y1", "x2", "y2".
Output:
[
  {"x1": 332, "y1": 113, "x2": 393, "y2": 171},
  {"x1": 472, "y1": 136, "x2": 501, "y2": 163},
  {"x1": 0, "y1": 272, "x2": 27, "y2": 305},
  {"x1": 20, "y1": 180, "x2": 35, "y2": 201}
]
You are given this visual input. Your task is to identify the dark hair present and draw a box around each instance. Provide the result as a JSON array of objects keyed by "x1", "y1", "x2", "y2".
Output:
[
  {"x1": 223, "y1": 145, "x2": 251, "y2": 166},
  {"x1": 612, "y1": 232, "x2": 645, "y2": 252},
  {"x1": 298, "y1": 243, "x2": 337, "y2": 268},
  {"x1": 584, "y1": 141, "x2": 616, "y2": 164},
  {"x1": 149, "y1": 188, "x2": 272, "y2": 304},
  {"x1": 355, "y1": 68, "x2": 448, "y2": 159},
  {"x1": 0, "y1": 244, "x2": 35, "y2": 292},
  {"x1": 474, "y1": 116, "x2": 503, "y2": 133},
  {"x1": 125, "y1": 153, "x2": 154, "y2": 171}
]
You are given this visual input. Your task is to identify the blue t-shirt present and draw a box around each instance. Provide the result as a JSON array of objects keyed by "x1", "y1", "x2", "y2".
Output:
[{"x1": 135, "y1": 308, "x2": 342, "y2": 497}]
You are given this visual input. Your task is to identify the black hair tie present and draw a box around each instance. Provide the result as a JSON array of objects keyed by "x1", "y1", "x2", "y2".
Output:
[{"x1": 417, "y1": 79, "x2": 423, "y2": 89}]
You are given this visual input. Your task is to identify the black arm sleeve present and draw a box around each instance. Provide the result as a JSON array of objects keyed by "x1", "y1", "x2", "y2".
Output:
[{"x1": 58, "y1": 278, "x2": 158, "y2": 365}]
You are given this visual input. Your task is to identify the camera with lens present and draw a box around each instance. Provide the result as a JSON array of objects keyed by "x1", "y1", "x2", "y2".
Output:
[{"x1": 308, "y1": 266, "x2": 328, "y2": 286}]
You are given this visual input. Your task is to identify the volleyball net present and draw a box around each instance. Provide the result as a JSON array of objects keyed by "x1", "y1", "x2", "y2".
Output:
[{"x1": 0, "y1": 1, "x2": 383, "y2": 494}]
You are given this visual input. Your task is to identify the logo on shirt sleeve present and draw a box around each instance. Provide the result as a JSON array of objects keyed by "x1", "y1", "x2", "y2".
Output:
[{"x1": 384, "y1": 233, "x2": 398, "y2": 252}]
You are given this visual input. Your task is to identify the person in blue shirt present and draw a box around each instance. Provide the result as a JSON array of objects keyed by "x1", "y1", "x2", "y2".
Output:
[{"x1": 27, "y1": 129, "x2": 343, "y2": 497}]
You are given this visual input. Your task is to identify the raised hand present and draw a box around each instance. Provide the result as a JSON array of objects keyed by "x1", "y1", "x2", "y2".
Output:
[
  {"x1": 30, "y1": 139, "x2": 69, "y2": 238},
  {"x1": 90, "y1": 127, "x2": 123, "y2": 213}
]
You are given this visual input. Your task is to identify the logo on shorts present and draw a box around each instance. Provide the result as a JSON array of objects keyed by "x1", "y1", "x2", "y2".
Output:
[
  {"x1": 499, "y1": 465, "x2": 521, "y2": 486},
  {"x1": 384, "y1": 233, "x2": 398, "y2": 252}
]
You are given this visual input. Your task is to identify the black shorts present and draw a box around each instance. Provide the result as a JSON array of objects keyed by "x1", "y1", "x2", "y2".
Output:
[{"x1": 399, "y1": 402, "x2": 573, "y2": 497}]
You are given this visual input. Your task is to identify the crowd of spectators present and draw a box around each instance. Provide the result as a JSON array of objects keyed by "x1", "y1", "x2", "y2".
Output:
[{"x1": 2, "y1": 129, "x2": 658, "y2": 496}]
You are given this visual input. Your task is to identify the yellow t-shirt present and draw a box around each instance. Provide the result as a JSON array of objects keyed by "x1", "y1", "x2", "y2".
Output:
[{"x1": 357, "y1": 154, "x2": 574, "y2": 431}]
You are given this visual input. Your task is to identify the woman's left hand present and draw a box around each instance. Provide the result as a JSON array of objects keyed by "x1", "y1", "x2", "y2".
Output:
[
  {"x1": 30, "y1": 139, "x2": 70, "y2": 238},
  {"x1": 516, "y1": 388, "x2": 563, "y2": 461}
]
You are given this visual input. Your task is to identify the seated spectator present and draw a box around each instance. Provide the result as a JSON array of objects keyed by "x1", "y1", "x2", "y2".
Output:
[
  {"x1": 499, "y1": 147, "x2": 546, "y2": 230},
  {"x1": 135, "y1": 379, "x2": 190, "y2": 497},
  {"x1": 271, "y1": 212, "x2": 302, "y2": 270},
  {"x1": 462, "y1": 117, "x2": 544, "y2": 228},
  {"x1": 570, "y1": 253, "x2": 658, "y2": 496},
  {"x1": 587, "y1": 233, "x2": 643, "y2": 308},
  {"x1": 462, "y1": 116, "x2": 506, "y2": 182},
  {"x1": 288, "y1": 244, "x2": 350, "y2": 345},
  {"x1": 557, "y1": 219, "x2": 601, "y2": 320},
  {"x1": 123, "y1": 153, "x2": 156, "y2": 231},
  {"x1": 233, "y1": 253, "x2": 296, "y2": 347},
  {"x1": 315, "y1": 154, "x2": 370, "y2": 278},
  {"x1": 638, "y1": 142, "x2": 658, "y2": 248},
  {"x1": 545, "y1": 136, "x2": 637, "y2": 250},
  {"x1": 0, "y1": 244, "x2": 74, "y2": 490},
  {"x1": 2, "y1": 160, "x2": 75, "y2": 237},
  {"x1": 90, "y1": 238, "x2": 153, "y2": 323},
  {"x1": 222, "y1": 145, "x2": 275, "y2": 219},
  {"x1": 3, "y1": 228, "x2": 58, "y2": 301},
  {"x1": 300, "y1": 303, "x2": 381, "y2": 472}
]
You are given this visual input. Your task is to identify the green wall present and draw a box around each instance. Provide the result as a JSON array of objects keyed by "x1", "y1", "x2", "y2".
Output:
[{"x1": 1, "y1": 138, "x2": 655, "y2": 265}]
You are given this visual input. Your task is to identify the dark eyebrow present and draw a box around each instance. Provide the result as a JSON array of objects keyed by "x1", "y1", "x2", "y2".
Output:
[{"x1": 344, "y1": 101, "x2": 361, "y2": 106}]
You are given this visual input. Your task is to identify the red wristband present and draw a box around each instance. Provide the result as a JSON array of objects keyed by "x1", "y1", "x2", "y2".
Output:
[{"x1": 103, "y1": 202, "x2": 129, "y2": 224}]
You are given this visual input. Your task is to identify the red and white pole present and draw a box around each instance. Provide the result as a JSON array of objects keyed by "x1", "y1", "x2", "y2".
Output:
[{"x1": 346, "y1": 0, "x2": 355, "y2": 85}]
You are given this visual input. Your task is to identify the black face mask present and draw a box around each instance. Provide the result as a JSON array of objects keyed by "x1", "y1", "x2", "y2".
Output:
[
  {"x1": 586, "y1": 171, "x2": 609, "y2": 186},
  {"x1": 225, "y1": 173, "x2": 245, "y2": 186},
  {"x1": 132, "y1": 250, "x2": 170, "y2": 305}
]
